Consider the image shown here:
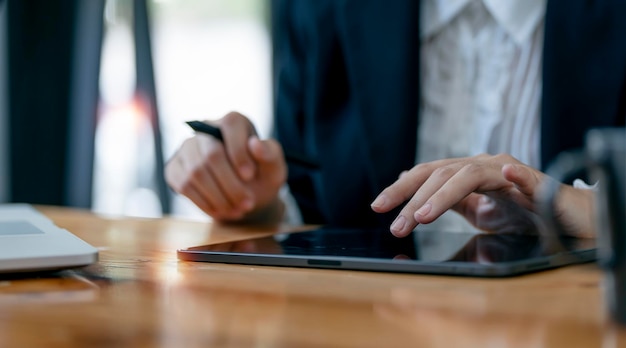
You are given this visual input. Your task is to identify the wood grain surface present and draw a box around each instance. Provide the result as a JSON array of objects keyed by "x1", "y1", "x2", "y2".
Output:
[{"x1": 0, "y1": 206, "x2": 623, "y2": 347}]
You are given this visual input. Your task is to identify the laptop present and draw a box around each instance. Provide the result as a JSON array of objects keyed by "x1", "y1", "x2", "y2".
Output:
[
  {"x1": 178, "y1": 226, "x2": 596, "y2": 277},
  {"x1": 0, "y1": 204, "x2": 98, "y2": 273}
]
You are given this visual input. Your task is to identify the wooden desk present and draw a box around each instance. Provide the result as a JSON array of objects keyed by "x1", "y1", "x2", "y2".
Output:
[{"x1": 1, "y1": 206, "x2": 624, "y2": 347}]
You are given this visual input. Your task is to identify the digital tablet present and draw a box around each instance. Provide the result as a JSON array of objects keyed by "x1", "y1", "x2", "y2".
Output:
[{"x1": 177, "y1": 227, "x2": 597, "y2": 277}]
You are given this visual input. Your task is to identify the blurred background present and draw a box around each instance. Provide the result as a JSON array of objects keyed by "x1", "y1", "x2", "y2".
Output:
[{"x1": 0, "y1": 0, "x2": 272, "y2": 221}]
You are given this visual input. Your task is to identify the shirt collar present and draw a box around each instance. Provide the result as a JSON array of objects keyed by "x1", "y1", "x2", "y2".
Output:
[{"x1": 421, "y1": 0, "x2": 547, "y2": 45}]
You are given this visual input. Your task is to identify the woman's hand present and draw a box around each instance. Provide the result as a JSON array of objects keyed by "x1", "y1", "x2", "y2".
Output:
[
  {"x1": 371, "y1": 154, "x2": 595, "y2": 238},
  {"x1": 165, "y1": 112, "x2": 287, "y2": 224}
]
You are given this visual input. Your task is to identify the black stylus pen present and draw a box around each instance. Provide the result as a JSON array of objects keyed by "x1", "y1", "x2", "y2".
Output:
[{"x1": 186, "y1": 121, "x2": 319, "y2": 169}]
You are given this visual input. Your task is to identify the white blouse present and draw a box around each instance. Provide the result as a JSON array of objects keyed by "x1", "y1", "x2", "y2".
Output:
[
  {"x1": 417, "y1": 0, "x2": 546, "y2": 232},
  {"x1": 419, "y1": 0, "x2": 546, "y2": 167}
]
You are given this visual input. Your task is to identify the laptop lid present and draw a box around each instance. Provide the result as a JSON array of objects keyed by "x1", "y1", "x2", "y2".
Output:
[{"x1": 0, "y1": 204, "x2": 98, "y2": 273}]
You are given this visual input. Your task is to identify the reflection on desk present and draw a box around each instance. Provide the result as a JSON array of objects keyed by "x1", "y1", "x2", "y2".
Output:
[{"x1": 0, "y1": 272, "x2": 98, "y2": 304}]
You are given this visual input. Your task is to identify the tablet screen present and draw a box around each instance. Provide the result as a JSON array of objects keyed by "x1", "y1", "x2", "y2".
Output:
[{"x1": 178, "y1": 227, "x2": 596, "y2": 276}]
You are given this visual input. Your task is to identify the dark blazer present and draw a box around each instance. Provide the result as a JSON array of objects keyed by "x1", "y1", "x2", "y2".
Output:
[{"x1": 271, "y1": 0, "x2": 626, "y2": 227}]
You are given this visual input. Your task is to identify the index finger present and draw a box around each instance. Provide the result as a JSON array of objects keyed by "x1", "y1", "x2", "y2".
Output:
[{"x1": 371, "y1": 158, "x2": 456, "y2": 213}]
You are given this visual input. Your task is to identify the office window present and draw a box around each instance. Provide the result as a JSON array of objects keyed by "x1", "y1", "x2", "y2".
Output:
[{"x1": 93, "y1": 0, "x2": 272, "y2": 219}]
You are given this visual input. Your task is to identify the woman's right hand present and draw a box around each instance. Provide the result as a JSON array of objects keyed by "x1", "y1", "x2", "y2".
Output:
[{"x1": 165, "y1": 112, "x2": 287, "y2": 224}]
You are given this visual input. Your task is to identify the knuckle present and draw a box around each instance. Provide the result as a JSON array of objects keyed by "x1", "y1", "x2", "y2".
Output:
[
  {"x1": 231, "y1": 152, "x2": 249, "y2": 168},
  {"x1": 225, "y1": 111, "x2": 257, "y2": 135},
  {"x1": 228, "y1": 184, "x2": 249, "y2": 201},
  {"x1": 164, "y1": 167, "x2": 178, "y2": 188},
  {"x1": 411, "y1": 162, "x2": 428, "y2": 173},
  {"x1": 231, "y1": 192, "x2": 248, "y2": 205},
  {"x1": 462, "y1": 162, "x2": 482, "y2": 175},
  {"x1": 494, "y1": 153, "x2": 514, "y2": 162},
  {"x1": 204, "y1": 145, "x2": 225, "y2": 165},
  {"x1": 178, "y1": 181, "x2": 196, "y2": 197},
  {"x1": 432, "y1": 166, "x2": 455, "y2": 178},
  {"x1": 181, "y1": 137, "x2": 194, "y2": 148},
  {"x1": 222, "y1": 111, "x2": 244, "y2": 127},
  {"x1": 164, "y1": 166, "x2": 191, "y2": 194},
  {"x1": 188, "y1": 166, "x2": 204, "y2": 182}
]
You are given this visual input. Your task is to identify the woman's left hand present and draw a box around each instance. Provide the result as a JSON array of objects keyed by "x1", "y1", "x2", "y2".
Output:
[{"x1": 371, "y1": 154, "x2": 592, "y2": 238}]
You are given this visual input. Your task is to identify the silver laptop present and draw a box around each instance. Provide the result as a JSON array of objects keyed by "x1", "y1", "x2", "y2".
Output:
[{"x1": 0, "y1": 204, "x2": 98, "y2": 273}]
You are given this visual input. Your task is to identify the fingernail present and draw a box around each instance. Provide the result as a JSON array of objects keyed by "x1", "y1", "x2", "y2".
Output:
[
  {"x1": 415, "y1": 202, "x2": 432, "y2": 217},
  {"x1": 371, "y1": 195, "x2": 387, "y2": 209},
  {"x1": 390, "y1": 215, "x2": 406, "y2": 235}
]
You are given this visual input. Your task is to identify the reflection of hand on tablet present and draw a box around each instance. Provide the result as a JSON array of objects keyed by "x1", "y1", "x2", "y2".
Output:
[
  {"x1": 447, "y1": 233, "x2": 596, "y2": 264},
  {"x1": 447, "y1": 234, "x2": 543, "y2": 264},
  {"x1": 205, "y1": 237, "x2": 283, "y2": 254},
  {"x1": 392, "y1": 254, "x2": 411, "y2": 260}
]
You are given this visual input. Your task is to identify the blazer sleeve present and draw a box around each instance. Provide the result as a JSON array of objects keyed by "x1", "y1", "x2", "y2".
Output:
[
  {"x1": 541, "y1": 0, "x2": 626, "y2": 169},
  {"x1": 271, "y1": 0, "x2": 325, "y2": 223}
]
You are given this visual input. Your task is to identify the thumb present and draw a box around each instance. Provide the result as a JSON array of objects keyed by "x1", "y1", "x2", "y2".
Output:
[{"x1": 502, "y1": 163, "x2": 541, "y2": 197}]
